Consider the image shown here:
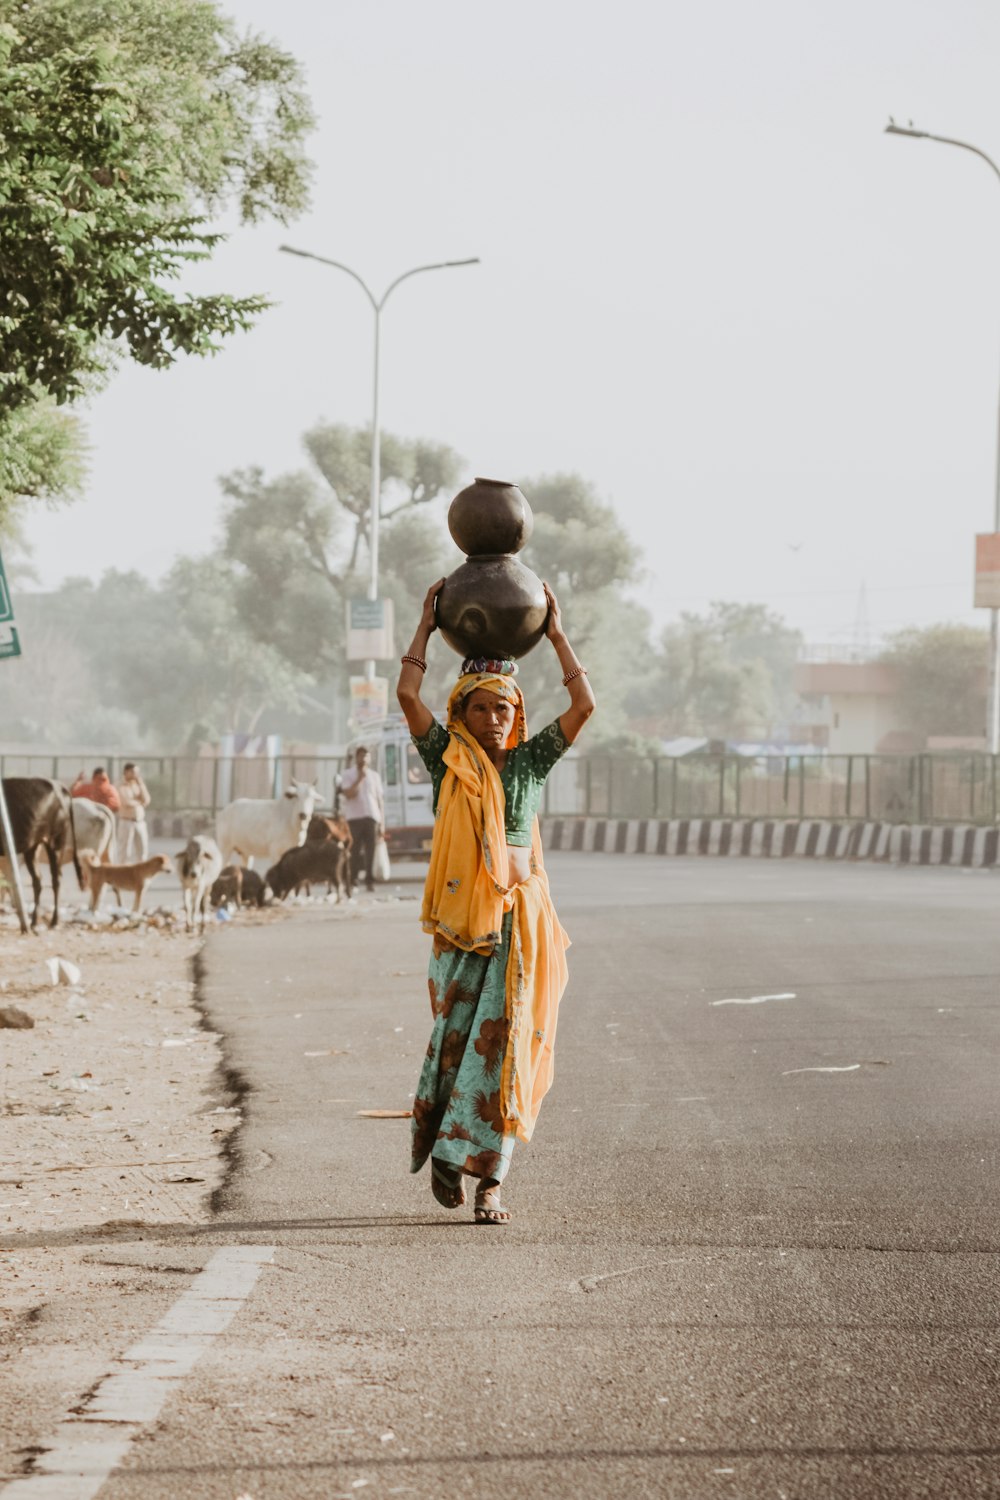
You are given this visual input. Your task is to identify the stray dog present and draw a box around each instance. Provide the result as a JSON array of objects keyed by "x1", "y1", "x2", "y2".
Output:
[
  {"x1": 266, "y1": 839, "x2": 351, "y2": 902},
  {"x1": 177, "y1": 835, "x2": 223, "y2": 933},
  {"x1": 210, "y1": 864, "x2": 243, "y2": 910},
  {"x1": 211, "y1": 865, "x2": 268, "y2": 910},
  {"x1": 237, "y1": 868, "x2": 267, "y2": 907},
  {"x1": 85, "y1": 852, "x2": 172, "y2": 914}
]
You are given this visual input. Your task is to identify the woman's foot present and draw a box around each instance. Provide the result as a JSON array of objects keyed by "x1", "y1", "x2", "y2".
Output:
[
  {"x1": 430, "y1": 1158, "x2": 466, "y2": 1209},
  {"x1": 474, "y1": 1183, "x2": 511, "y2": 1225}
]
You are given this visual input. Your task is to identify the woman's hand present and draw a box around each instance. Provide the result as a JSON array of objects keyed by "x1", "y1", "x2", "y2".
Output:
[
  {"x1": 543, "y1": 581, "x2": 564, "y2": 642},
  {"x1": 421, "y1": 578, "x2": 444, "y2": 635}
]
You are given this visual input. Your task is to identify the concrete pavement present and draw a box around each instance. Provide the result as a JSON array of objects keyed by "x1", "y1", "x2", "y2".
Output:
[{"x1": 4, "y1": 856, "x2": 999, "y2": 1499}]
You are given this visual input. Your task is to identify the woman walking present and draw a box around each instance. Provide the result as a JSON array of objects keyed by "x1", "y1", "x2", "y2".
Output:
[{"x1": 396, "y1": 579, "x2": 595, "y2": 1224}]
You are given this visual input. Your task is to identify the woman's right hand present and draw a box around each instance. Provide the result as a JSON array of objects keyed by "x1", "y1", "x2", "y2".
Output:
[{"x1": 421, "y1": 579, "x2": 444, "y2": 635}]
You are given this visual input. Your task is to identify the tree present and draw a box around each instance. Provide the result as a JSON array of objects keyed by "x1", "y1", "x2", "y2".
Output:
[
  {"x1": 302, "y1": 423, "x2": 463, "y2": 573},
  {"x1": 6, "y1": 563, "x2": 310, "y2": 748},
  {"x1": 221, "y1": 425, "x2": 461, "y2": 678},
  {"x1": 0, "y1": 399, "x2": 87, "y2": 536},
  {"x1": 514, "y1": 473, "x2": 650, "y2": 741},
  {"x1": 644, "y1": 603, "x2": 802, "y2": 741},
  {"x1": 0, "y1": 0, "x2": 314, "y2": 522},
  {"x1": 881, "y1": 624, "x2": 988, "y2": 742}
]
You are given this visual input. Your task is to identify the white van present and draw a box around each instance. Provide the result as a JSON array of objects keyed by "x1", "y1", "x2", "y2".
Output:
[{"x1": 342, "y1": 713, "x2": 441, "y2": 858}]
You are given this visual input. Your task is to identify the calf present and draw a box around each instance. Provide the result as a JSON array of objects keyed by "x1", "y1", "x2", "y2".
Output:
[
  {"x1": 177, "y1": 835, "x2": 223, "y2": 933},
  {"x1": 0, "y1": 778, "x2": 81, "y2": 929},
  {"x1": 86, "y1": 853, "x2": 171, "y2": 914},
  {"x1": 266, "y1": 839, "x2": 351, "y2": 903}
]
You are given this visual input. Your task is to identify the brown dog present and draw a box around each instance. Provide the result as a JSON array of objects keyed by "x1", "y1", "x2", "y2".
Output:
[{"x1": 85, "y1": 852, "x2": 172, "y2": 914}]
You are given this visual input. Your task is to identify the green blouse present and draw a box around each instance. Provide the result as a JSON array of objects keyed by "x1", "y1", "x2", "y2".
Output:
[{"x1": 413, "y1": 717, "x2": 570, "y2": 846}]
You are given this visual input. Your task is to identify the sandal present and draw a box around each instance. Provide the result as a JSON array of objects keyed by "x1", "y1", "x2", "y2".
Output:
[
  {"x1": 474, "y1": 1184, "x2": 511, "y2": 1226},
  {"x1": 430, "y1": 1159, "x2": 466, "y2": 1209}
]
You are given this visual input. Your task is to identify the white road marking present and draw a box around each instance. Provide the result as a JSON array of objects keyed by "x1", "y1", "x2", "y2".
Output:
[
  {"x1": 781, "y1": 1064, "x2": 861, "y2": 1075},
  {"x1": 711, "y1": 992, "x2": 796, "y2": 1006},
  {"x1": 1, "y1": 1244, "x2": 275, "y2": 1500}
]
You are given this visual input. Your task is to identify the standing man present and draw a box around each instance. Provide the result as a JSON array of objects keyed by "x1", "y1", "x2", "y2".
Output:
[
  {"x1": 71, "y1": 768, "x2": 121, "y2": 813},
  {"x1": 117, "y1": 762, "x2": 151, "y2": 862},
  {"x1": 339, "y1": 746, "x2": 384, "y2": 893}
]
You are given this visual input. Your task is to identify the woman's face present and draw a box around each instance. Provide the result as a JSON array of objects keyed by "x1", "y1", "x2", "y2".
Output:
[{"x1": 461, "y1": 688, "x2": 516, "y2": 750}]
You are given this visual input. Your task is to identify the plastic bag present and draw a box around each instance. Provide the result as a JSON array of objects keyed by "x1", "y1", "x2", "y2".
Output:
[{"x1": 373, "y1": 836, "x2": 391, "y2": 884}]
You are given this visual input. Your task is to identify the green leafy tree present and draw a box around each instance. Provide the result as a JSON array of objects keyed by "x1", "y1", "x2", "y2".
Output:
[
  {"x1": 646, "y1": 603, "x2": 802, "y2": 741},
  {"x1": 221, "y1": 425, "x2": 461, "y2": 680},
  {"x1": 7, "y1": 563, "x2": 310, "y2": 747},
  {"x1": 0, "y1": 0, "x2": 314, "y2": 521},
  {"x1": 881, "y1": 623, "x2": 988, "y2": 741},
  {"x1": 514, "y1": 473, "x2": 648, "y2": 741}
]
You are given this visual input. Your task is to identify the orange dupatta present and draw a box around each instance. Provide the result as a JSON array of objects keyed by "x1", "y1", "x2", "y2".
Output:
[{"x1": 420, "y1": 675, "x2": 570, "y2": 1142}]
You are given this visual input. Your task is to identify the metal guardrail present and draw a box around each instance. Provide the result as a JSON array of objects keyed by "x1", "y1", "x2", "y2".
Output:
[{"x1": 1, "y1": 751, "x2": 997, "y2": 826}]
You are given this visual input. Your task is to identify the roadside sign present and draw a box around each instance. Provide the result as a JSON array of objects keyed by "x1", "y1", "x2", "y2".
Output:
[
  {"x1": 349, "y1": 675, "x2": 389, "y2": 726},
  {"x1": 0, "y1": 550, "x2": 20, "y2": 659},
  {"x1": 346, "y1": 597, "x2": 394, "y2": 661},
  {"x1": 974, "y1": 533, "x2": 1000, "y2": 608}
]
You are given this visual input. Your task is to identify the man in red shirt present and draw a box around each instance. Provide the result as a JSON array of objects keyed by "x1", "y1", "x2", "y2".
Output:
[{"x1": 70, "y1": 767, "x2": 121, "y2": 813}]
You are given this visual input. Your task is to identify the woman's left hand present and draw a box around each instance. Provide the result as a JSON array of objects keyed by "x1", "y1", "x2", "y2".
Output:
[{"x1": 543, "y1": 581, "x2": 563, "y2": 641}]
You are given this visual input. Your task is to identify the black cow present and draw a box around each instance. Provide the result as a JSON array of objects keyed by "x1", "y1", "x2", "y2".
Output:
[
  {"x1": 266, "y1": 839, "x2": 352, "y2": 903},
  {"x1": 0, "y1": 778, "x2": 81, "y2": 929}
]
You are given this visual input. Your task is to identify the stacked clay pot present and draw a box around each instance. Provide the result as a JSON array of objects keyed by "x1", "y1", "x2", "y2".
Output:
[{"x1": 436, "y1": 478, "x2": 548, "y2": 659}]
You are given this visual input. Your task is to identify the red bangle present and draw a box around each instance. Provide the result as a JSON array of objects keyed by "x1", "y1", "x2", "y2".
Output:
[
  {"x1": 562, "y1": 665, "x2": 587, "y2": 686},
  {"x1": 401, "y1": 653, "x2": 427, "y2": 672}
]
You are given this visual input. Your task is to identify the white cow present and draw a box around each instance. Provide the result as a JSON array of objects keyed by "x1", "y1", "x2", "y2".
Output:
[
  {"x1": 64, "y1": 798, "x2": 118, "y2": 887},
  {"x1": 215, "y1": 780, "x2": 323, "y2": 870}
]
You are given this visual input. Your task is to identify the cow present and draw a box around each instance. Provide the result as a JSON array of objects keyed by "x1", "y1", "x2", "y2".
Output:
[
  {"x1": 65, "y1": 798, "x2": 118, "y2": 886},
  {"x1": 216, "y1": 781, "x2": 323, "y2": 870},
  {"x1": 0, "y1": 778, "x2": 81, "y2": 929},
  {"x1": 265, "y1": 838, "x2": 352, "y2": 903},
  {"x1": 177, "y1": 835, "x2": 223, "y2": 933}
]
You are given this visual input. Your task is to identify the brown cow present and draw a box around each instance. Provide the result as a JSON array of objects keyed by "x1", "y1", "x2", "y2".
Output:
[{"x1": 0, "y1": 778, "x2": 81, "y2": 929}]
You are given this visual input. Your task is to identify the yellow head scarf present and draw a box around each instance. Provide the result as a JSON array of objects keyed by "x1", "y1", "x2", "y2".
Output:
[
  {"x1": 420, "y1": 670, "x2": 569, "y2": 1143},
  {"x1": 421, "y1": 672, "x2": 524, "y2": 951}
]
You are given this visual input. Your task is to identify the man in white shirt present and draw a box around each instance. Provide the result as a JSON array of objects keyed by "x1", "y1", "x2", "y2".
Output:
[
  {"x1": 339, "y1": 746, "x2": 384, "y2": 892},
  {"x1": 117, "y1": 762, "x2": 151, "y2": 862}
]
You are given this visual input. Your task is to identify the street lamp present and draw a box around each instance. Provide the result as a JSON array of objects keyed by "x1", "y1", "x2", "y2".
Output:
[
  {"x1": 885, "y1": 120, "x2": 1000, "y2": 754},
  {"x1": 279, "y1": 246, "x2": 479, "y2": 680}
]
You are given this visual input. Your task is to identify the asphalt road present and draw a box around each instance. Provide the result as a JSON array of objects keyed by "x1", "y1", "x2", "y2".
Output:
[{"x1": 11, "y1": 855, "x2": 1000, "y2": 1499}]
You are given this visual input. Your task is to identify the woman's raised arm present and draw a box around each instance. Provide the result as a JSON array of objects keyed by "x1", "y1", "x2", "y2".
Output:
[
  {"x1": 396, "y1": 579, "x2": 444, "y2": 738},
  {"x1": 543, "y1": 582, "x2": 596, "y2": 744}
]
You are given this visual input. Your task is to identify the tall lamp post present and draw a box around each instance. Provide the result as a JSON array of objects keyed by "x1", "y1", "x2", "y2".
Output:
[
  {"x1": 279, "y1": 246, "x2": 479, "y2": 681},
  {"x1": 885, "y1": 121, "x2": 1000, "y2": 754}
]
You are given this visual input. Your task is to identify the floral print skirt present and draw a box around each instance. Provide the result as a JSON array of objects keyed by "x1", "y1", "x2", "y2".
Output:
[{"x1": 411, "y1": 911, "x2": 517, "y2": 1185}]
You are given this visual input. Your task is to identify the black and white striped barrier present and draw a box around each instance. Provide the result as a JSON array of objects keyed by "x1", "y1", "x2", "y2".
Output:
[{"x1": 539, "y1": 817, "x2": 1000, "y2": 868}]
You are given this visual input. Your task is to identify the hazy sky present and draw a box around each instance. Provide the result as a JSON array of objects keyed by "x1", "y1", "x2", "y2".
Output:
[{"x1": 21, "y1": 0, "x2": 1000, "y2": 647}]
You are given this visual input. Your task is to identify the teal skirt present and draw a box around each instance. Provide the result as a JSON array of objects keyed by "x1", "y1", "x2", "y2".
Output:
[{"x1": 411, "y1": 910, "x2": 517, "y2": 1184}]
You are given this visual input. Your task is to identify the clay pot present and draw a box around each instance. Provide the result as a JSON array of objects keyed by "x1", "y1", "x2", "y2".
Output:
[
  {"x1": 437, "y1": 555, "x2": 548, "y2": 660},
  {"x1": 448, "y1": 477, "x2": 533, "y2": 556}
]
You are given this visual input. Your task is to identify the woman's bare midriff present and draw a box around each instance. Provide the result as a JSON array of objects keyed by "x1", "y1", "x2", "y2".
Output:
[{"x1": 507, "y1": 844, "x2": 532, "y2": 885}]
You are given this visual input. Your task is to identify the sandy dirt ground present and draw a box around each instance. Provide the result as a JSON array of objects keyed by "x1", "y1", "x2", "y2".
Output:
[{"x1": 0, "y1": 905, "x2": 284, "y2": 1479}]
